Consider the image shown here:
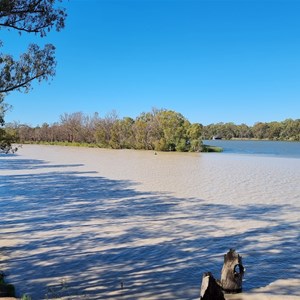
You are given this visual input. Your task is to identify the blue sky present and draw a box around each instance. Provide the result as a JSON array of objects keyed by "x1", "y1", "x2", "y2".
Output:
[{"x1": 3, "y1": 0, "x2": 300, "y2": 126}]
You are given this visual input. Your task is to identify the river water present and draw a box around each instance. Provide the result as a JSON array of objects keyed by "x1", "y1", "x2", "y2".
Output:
[
  {"x1": 203, "y1": 140, "x2": 300, "y2": 158},
  {"x1": 0, "y1": 143, "x2": 299, "y2": 299}
]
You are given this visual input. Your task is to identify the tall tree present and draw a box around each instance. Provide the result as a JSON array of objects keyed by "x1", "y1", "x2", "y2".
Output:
[
  {"x1": 154, "y1": 109, "x2": 190, "y2": 151},
  {"x1": 0, "y1": 0, "x2": 66, "y2": 94},
  {"x1": 0, "y1": 0, "x2": 66, "y2": 151},
  {"x1": 187, "y1": 123, "x2": 203, "y2": 152}
]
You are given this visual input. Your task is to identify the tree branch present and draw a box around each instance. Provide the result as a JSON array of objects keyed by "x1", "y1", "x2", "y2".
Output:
[
  {"x1": 0, "y1": 72, "x2": 46, "y2": 93},
  {"x1": 0, "y1": 22, "x2": 45, "y2": 33}
]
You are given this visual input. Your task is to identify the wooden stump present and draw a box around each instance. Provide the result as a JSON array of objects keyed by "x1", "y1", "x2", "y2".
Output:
[
  {"x1": 220, "y1": 249, "x2": 244, "y2": 293},
  {"x1": 200, "y1": 272, "x2": 225, "y2": 300}
]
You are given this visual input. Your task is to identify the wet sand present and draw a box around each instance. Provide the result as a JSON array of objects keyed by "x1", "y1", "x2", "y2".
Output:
[{"x1": 1, "y1": 145, "x2": 299, "y2": 299}]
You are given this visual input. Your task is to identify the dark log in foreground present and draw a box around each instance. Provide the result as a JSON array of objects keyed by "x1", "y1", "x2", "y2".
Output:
[
  {"x1": 0, "y1": 271, "x2": 15, "y2": 298},
  {"x1": 0, "y1": 283, "x2": 15, "y2": 297},
  {"x1": 220, "y1": 249, "x2": 244, "y2": 293},
  {"x1": 200, "y1": 272, "x2": 225, "y2": 300}
]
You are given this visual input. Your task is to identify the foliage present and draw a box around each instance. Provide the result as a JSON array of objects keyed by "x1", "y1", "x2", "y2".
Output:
[
  {"x1": 187, "y1": 123, "x2": 203, "y2": 152},
  {"x1": 9, "y1": 110, "x2": 300, "y2": 153},
  {"x1": 0, "y1": 43, "x2": 56, "y2": 94},
  {"x1": 0, "y1": 0, "x2": 66, "y2": 95},
  {"x1": 202, "y1": 119, "x2": 300, "y2": 141},
  {"x1": 202, "y1": 145, "x2": 223, "y2": 152},
  {"x1": 0, "y1": 96, "x2": 7, "y2": 125},
  {"x1": 0, "y1": 0, "x2": 66, "y2": 151},
  {"x1": 11, "y1": 109, "x2": 204, "y2": 152},
  {"x1": 0, "y1": 0, "x2": 66, "y2": 36},
  {"x1": 0, "y1": 119, "x2": 18, "y2": 153}
]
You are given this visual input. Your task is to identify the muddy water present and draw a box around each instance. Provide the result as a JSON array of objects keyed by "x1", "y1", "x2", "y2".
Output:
[{"x1": 1, "y1": 145, "x2": 299, "y2": 299}]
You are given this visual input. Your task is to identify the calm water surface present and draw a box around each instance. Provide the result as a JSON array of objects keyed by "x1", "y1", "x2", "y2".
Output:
[{"x1": 204, "y1": 140, "x2": 300, "y2": 158}]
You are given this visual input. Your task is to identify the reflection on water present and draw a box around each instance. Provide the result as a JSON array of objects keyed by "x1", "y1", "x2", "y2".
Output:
[{"x1": 0, "y1": 145, "x2": 299, "y2": 299}]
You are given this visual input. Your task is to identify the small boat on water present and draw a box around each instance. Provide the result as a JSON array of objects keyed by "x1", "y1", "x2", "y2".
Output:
[{"x1": 212, "y1": 135, "x2": 222, "y2": 140}]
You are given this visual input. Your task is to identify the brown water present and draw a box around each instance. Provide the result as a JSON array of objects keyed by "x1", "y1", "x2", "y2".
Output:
[{"x1": 1, "y1": 145, "x2": 299, "y2": 299}]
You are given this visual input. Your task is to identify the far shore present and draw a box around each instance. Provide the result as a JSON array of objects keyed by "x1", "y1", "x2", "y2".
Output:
[{"x1": 14, "y1": 140, "x2": 224, "y2": 153}]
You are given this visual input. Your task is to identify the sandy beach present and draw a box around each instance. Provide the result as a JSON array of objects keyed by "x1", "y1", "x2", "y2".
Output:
[{"x1": 1, "y1": 145, "x2": 299, "y2": 299}]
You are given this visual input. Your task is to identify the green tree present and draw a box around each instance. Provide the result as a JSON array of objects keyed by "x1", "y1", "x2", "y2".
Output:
[
  {"x1": 94, "y1": 111, "x2": 119, "y2": 148},
  {"x1": 281, "y1": 119, "x2": 300, "y2": 141},
  {"x1": 187, "y1": 123, "x2": 203, "y2": 152},
  {"x1": 0, "y1": 0, "x2": 66, "y2": 151},
  {"x1": 133, "y1": 118, "x2": 150, "y2": 150},
  {"x1": 252, "y1": 122, "x2": 269, "y2": 139},
  {"x1": 267, "y1": 121, "x2": 282, "y2": 140},
  {"x1": 118, "y1": 117, "x2": 135, "y2": 149},
  {"x1": 237, "y1": 123, "x2": 253, "y2": 139},
  {"x1": 156, "y1": 109, "x2": 190, "y2": 151}
]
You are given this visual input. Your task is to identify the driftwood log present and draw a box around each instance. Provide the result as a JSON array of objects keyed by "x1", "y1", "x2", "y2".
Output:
[
  {"x1": 199, "y1": 249, "x2": 245, "y2": 299},
  {"x1": 200, "y1": 272, "x2": 225, "y2": 300},
  {"x1": 220, "y1": 249, "x2": 244, "y2": 293}
]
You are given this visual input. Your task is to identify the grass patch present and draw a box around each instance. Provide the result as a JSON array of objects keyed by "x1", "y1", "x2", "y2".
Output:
[
  {"x1": 202, "y1": 144, "x2": 223, "y2": 152},
  {"x1": 23, "y1": 141, "x2": 100, "y2": 148}
]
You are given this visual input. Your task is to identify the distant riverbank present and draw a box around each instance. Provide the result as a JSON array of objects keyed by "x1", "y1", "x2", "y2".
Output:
[
  {"x1": 17, "y1": 139, "x2": 300, "y2": 157},
  {"x1": 17, "y1": 140, "x2": 224, "y2": 153}
]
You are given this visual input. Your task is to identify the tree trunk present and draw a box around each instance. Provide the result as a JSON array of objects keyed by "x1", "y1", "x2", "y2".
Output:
[
  {"x1": 200, "y1": 272, "x2": 225, "y2": 300},
  {"x1": 220, "y1": 249, "x2": 244, "y2": 293}
]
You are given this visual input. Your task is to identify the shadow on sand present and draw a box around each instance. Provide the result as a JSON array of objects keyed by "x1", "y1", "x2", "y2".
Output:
[{"x1": 0, "y1": 154, "x2": 299, "y2": 299}]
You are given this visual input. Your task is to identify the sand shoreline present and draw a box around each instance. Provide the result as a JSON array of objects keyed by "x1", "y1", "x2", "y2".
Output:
[{"x1": 1, "y1": 145, "x2": 299, "y2": 299}]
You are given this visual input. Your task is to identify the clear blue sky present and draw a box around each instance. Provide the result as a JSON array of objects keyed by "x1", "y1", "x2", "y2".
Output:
[{"x1": 3, "y1": 0, "x2": 300, "y2": 126}]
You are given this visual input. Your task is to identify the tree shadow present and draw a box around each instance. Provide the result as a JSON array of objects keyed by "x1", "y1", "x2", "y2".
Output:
[
  {"x1": 0, "y1": 155, "x2": 84, "y2": 170},
  {"x1": 0, "y1": 155, "x2": 299, "y2": 299}
]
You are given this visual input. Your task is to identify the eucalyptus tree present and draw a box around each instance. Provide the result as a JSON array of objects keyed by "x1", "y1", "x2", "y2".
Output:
[
  {"x1": 252, "y1": 122, "x2": 269, "y2": 139},
  {"x1": 187, "y1": 122, "x2": 203, "y2": 152},
  {"x1": 280, "y1": 119, "x2": 300, "y2": 141},
  {"x1": 154, "y1": 109, "x2": 191, "y2": 151},
  {"x1": 133, "y1": 117, "x2": 151, "y2": 150},
  {"x1": 94, "y1": 111, "x2": 119, "y2": 148},
  {"x1": 133, "y1": 109, "x2": 171, "y2": 151},
  {"x1": 59, "y1": 112, "x2": 88, "y2": 143},
  {"x1": 0, "y1": 0, "x2": 66, "y2": 151},
  {"x1": 109, "y1": 117, "x2": 135, "y2": 149}
]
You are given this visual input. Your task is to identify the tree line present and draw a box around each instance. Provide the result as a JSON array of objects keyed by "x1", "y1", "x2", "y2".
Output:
[
  {"x1": 6, "y1": 109, "x2": 204, "y2": 152},
  {"x1": 4, "y1": 110, "x2": 300, "y2": 153},
  {"x1": 202, "y1": 119, "x2": 300, "y2": 141}
]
